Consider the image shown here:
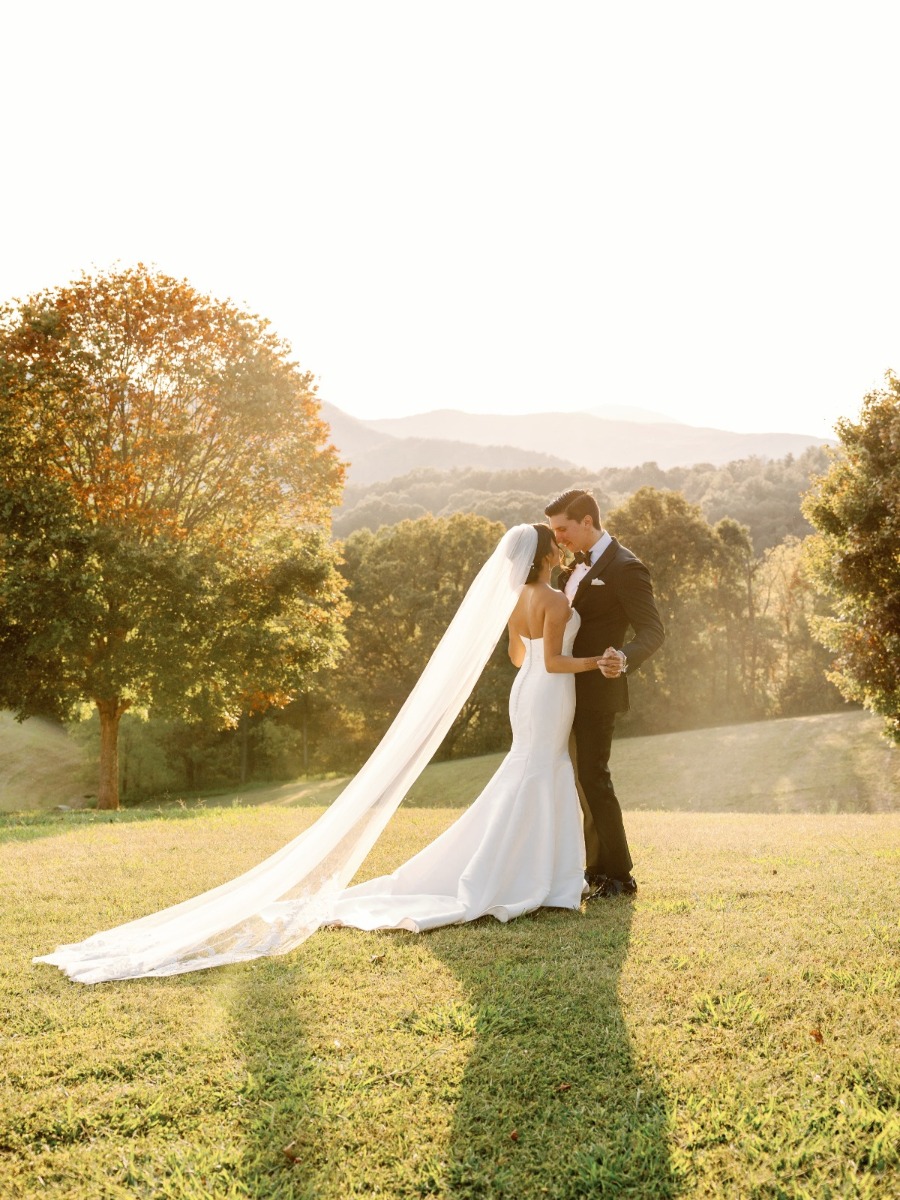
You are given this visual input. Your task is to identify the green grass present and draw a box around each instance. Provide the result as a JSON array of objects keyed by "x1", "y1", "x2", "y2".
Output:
[{"x1": 3, "y1": 801, "x2": 899, "y2": 1199}]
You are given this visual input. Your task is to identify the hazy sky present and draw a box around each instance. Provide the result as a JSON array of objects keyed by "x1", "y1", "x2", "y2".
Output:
[{"x1": 2, "y1": 2, "x2": 898, "y2": 438}]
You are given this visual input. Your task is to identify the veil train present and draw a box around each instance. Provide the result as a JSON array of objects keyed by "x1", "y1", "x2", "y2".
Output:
[{"x1": 34, "y1": 524, "x2": 539, "y2": 983}]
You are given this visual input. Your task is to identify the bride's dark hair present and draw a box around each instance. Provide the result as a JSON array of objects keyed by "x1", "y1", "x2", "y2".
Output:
[{"x1": 525, "y1": 523, "x2": 557, "y2": 585}]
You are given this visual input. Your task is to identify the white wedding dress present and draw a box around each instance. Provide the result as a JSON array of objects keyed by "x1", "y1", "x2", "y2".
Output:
[{"x1": 327, "y1": 610, "x2": 586, "y2": 931}]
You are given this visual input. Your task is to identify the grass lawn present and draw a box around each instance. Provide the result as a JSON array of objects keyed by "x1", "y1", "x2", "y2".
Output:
[{"x1": 3, "y1": 799, "x2": 898, "y2": 1198}]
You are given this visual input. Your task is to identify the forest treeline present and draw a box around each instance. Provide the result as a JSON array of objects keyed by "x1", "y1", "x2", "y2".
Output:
[
  {"x1": 100, "y1": 481, "x2": 844, "y2": 801},
  {"x1": 334, "y1": 446, "x2": 831, "y2": 552}
]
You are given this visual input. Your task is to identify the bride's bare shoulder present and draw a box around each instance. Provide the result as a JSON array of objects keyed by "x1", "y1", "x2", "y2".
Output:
[{"x1": 541, "y1": 584, "x2": 570, "y2": 615}]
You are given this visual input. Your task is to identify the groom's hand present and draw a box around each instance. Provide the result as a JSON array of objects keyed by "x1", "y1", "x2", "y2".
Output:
[{"x1": 597, "y1": 647, "x2": 626, "y2": 678}]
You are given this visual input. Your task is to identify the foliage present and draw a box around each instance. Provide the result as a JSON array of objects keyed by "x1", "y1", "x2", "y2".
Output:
[
  {"x1": 596, "y1": 489, "x2": 842, "y2": 736},
  {"x1": 89, "y1": 486, "x2": 844, "y2": 787},
  {"x1": 333, "y1": 447, "x2": 831, "y2": 551},
  {"x1": 803, "y1": 378, "x2": 900, "y2": 741},
  {"x1": 754, "y1": 537, "x2": 842, "y2": 718},
  {"x1": 294, "y1": 495, "x2": 843, "y2": 773},
  {"x1": 0, "y1": 265, "x2": 347, "y2": 806},
  {"x1": 290, "y1": 496, "x2": 845, "y2": 774},
  {"x1": 5, "y1": 802, "x2": 899, "y2": 1197},
  {"x1": 601, "y1": 491, "x2": 752, "y2": 731},
  {"x1": 301, "y1": 513, "x2": 516, "y2": 770},
  {"x1": 66, "y1": 710, "x2": 311, "y2": 803}
]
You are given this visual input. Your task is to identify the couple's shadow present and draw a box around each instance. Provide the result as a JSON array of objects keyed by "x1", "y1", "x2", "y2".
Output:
[
  {"x1": 229, "y1": 898, "x2": 676, "y2": 1198},
  {"x1": 427, "y1": 900, "x2": 676, "y2": 1197}
]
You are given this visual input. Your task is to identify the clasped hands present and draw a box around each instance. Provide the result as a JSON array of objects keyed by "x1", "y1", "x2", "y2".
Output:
[{"x1": 592, "y1": 647, "x2": 626, "y2": 677}]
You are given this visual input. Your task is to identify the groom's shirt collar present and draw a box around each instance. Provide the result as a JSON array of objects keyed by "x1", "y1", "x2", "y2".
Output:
[
  {"x1": 585, "y1": 529, "x2": 612, "y2": 565},
  {"x1": 565, "y1": 529, "x2": 612, "y2": 601}
]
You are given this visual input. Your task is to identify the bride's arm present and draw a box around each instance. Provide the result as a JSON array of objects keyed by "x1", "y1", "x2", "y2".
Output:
[{"x1": 543, "y1": 597, "x2": 602, "y2": 674}]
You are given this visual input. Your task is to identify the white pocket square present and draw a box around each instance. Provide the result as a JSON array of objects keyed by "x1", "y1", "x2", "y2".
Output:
[{"x1": 591, "y1": 578, "x2": 605, "y2": 586}]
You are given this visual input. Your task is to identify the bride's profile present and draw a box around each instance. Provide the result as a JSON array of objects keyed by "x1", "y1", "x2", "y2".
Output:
[{"x1": 35, "y1": 523, "x2": 602, "y2": 984}]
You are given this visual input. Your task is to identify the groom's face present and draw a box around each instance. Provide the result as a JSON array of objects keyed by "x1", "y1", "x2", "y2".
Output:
[{"x1": 548, "y1": 514, "x2": 596, "y2": 554}]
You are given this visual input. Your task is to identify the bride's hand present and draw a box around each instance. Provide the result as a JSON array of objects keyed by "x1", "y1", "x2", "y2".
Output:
[{"x1": 596, "y1": 648, "x2": 625, "y2": 677}]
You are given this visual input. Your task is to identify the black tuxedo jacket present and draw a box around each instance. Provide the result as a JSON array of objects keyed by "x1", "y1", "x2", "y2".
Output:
[{"x1": 558, "y1": 536, "x2": 664, "y2": 715}]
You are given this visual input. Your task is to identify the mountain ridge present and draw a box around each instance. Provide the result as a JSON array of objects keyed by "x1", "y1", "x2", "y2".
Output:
[
  {"x1": 358, "y1": 409, "x2": 834, "y2": 470},
  {"x1": 320, "y1": 402, "x2": 577, "y2": 484}
]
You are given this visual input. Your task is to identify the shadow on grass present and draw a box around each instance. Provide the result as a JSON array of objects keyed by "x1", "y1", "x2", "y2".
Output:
[
  {"x1": 222, "y1": 901, "x2": 677, "y2": 1200},
  {"x1": 217, "y1": 960, "x2": 323, "y2": 1200},
  {"x1": 429, "y1": 901, "x2": 677, "y2": 1199}
]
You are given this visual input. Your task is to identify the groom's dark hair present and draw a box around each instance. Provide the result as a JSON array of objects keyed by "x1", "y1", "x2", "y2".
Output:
[{"x1": 544, "y1": 489, "x2": 601, "y2": 529}]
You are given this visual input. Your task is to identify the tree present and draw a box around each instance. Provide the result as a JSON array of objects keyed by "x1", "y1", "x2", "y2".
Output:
[
  {"x1": 304, "y1": 513, "x2": 515, "y2": 770},
  {"x1": 607, "y1": 488, "x2": 722, "y2": 732},
  {"x1": 0, "y1": 265, "x2": 347, "y2": 807},
  {"x1": 802, "y1": 378, "x2": 900, "y2": 740},
  {"x1": 754, "y1": 537, "x2": 843, "y2": 717},
  {"x1": 606, "y1": 488, "x2": 772, "y2": 731}
]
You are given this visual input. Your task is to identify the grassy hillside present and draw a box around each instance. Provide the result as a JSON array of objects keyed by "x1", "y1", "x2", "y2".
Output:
[
  {"x1": 149, "y1": 709, "x2": 900, "y2": 815},
  {"x1": 398, "y1": 710, "x2": 899, "y2": 815},
  {"x1": 5, "y1": 804, "x2": 898, "y2": 1198},
  {"x1": 615, "y1": 709, "x2": 898, "y2": 814},
  {"x1": 0, "y1": 714, "x2": 86, "y2": 812},
  {"x1": 2, "y1": 709, "x2": 896, "y2": 816}
]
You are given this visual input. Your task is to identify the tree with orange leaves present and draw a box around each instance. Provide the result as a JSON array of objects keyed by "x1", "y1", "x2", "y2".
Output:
[{"x1": 0, "y1": 265, "x2": 347, "y2": 808}]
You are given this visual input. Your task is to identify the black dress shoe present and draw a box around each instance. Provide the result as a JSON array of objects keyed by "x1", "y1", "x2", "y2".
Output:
[{"x1": 594, "y1": 875, "x2": 637, "y2": 898}]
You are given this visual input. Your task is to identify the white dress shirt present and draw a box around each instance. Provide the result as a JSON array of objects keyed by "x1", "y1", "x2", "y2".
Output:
[{"x1": 564, "y1": 529, "x2": 612, "y2": 602}]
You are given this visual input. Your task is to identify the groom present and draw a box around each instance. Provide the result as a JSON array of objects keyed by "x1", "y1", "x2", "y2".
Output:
[{"x1": 545, "y1": 489, "x2": 664, "y2": 898}]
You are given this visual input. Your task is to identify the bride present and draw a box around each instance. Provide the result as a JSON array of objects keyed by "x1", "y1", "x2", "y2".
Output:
[{"x1": 35, "y1": 524, "x2": 605, "y2": 984}]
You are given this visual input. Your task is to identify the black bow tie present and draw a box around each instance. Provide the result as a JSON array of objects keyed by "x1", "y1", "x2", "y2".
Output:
[{"x1": 572, "y1": 551, "x2": 592, "y2": 565}]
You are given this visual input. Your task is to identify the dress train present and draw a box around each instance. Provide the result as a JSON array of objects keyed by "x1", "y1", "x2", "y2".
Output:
[{"x1": 327, "y1": 611, "x2": 585, "y2": 931}]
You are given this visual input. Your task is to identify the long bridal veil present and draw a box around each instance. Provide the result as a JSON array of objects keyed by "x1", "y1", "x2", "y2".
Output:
[{"x1": 35, "y1": 524, "x2": 540, "y2": 983}]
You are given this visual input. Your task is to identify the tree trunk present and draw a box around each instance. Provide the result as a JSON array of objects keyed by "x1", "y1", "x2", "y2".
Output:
[
  {"x1": 239, "y1": 711, "x2": 250, "y2": 785},
  {"x1": 96, "y1": 698, "x2": 124, "y2": 810}
]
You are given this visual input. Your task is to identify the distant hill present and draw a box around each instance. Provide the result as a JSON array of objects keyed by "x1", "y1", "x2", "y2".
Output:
[
  {"x1": 332, "y1": 447, "x2": 832, "y2": 551},
  {"x1": 588, "y1": 404, "x2": 683, "y2": 424},
  {"x1": 361, "y1": 409, "x2": 834, "y2": 469},
  {"x1": 320, "y1": 402, "x2": 576, "y2": 484}
]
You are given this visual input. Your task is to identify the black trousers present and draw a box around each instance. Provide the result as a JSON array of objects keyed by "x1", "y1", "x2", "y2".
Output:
[{"x1": 570, "y1": 710, "x2": 633, "y2": 881}]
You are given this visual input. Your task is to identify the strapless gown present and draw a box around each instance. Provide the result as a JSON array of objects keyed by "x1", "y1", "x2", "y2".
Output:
[{"x1": 328, "y1": 610, "x2": 586, "y2": 931}]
